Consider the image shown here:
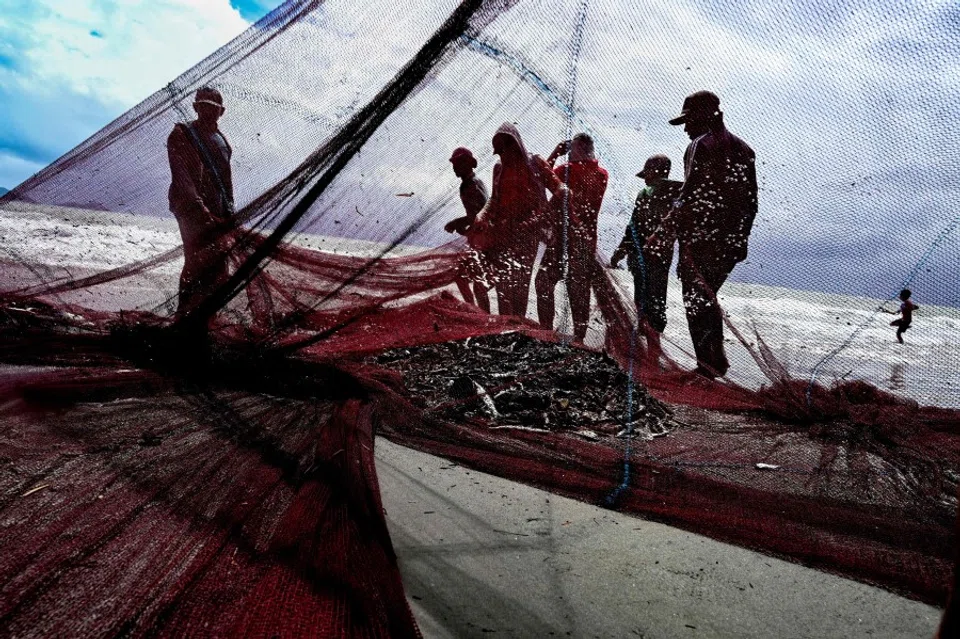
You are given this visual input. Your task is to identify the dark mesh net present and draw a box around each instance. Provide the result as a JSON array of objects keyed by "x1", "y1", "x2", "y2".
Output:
[{"x1": 1, "y1": 0, "x2": 958, "y2": 635}]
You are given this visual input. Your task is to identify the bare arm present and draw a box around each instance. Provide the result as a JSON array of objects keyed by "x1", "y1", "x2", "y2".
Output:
[{"x1": 545, "y1": 140, "x2": 570, "y2": 168}]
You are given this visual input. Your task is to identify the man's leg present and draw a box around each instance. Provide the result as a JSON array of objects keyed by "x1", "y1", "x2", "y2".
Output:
[
  {"x1": 177, "y1": 262, "x2": 199, "y2": 316},
  {"x1": 567, "y1": 241, "x2": 595, "y2": 341},
  {"x1": 535, "y1": 243, "x2": 562, "y2": 330},
  {"x1": 470, "y1": 250, "x2": 492, "y2": 314},
  {"x1": 195, "y1": 249, "x2": 229, "y2": 312},
  {"x1": 472, "y1": 282, "x2": 491, "y2": 313},
  {"x1": 455, "y1": 276, "x2": 477, "y2": 306},
  {"x1": 456, "y1": 250, "x2": 484, "y2": 307},
  {"x1": 176, "y1": 227, "x2": 207, "y2": 317},
  {"x1": 631, "y1": 267, "x2": 647, "y2": 320},
  {"x1": 628, "y1": 266, "x2": 661, "y2": 358},
  {"x1": 486, "y1": 251, "x2": 512, "y2": 316},
  {"x1": 643, "y1": 248, "x2": 673, "y2": 335},
  {"x1": 678, "y1": 250, "x2": 731, "y2": 377},
  {"x1": 511, "y1": 243, "x2": 537, "y2": 318}
]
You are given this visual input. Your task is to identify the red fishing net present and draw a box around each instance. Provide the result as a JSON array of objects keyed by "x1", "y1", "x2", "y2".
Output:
[{"x1": 1, "y1": 0, "x2": 958, "y2": 635}]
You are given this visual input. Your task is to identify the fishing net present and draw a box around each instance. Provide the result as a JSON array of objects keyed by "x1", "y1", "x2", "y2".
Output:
[{"x1": 1, "y1": 0, "x2": 958, "y2": 635}]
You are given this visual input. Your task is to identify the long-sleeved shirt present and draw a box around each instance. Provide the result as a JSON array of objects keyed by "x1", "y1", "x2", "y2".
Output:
[
  {"x1": 167, "y1": 121, "x2": 235, "y2": 226},
  {"x1": 474, "y1": 123, "x2": 562, "y2": 252},
  {"x1": 673, "y1": 117, "x2": 757, "y2": 263}
]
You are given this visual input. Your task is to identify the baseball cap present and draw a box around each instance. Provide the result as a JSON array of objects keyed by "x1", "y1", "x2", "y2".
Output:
[
  {"x1": 668, "y1": 90, "x2": 720, "y2": 125},
  {"x1": 636, "y1": 154, "x2": 671, "y2": 178}
]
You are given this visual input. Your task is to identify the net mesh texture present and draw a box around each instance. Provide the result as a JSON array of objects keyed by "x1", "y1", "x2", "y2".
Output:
[{"x1": 0, "y1": 0, "x2": 958, "y2": 636}]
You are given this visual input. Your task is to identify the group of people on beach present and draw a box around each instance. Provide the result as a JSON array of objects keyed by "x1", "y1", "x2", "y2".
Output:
[
  {"x1": 165, "y1": 86, "x2": 917, "y2": 378},
  {"x1": 444, "y1": 125, "x2": 608, "y2": 345},
  {"x1": 444, "y1": 90, "x2": 758, "y2": 378}
]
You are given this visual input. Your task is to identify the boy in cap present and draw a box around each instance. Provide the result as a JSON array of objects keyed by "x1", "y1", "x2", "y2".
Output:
[
  {"x1": 649, "y1": 90, "x2": 757, "y2": 378},
  {"x1": 444, "y1": 147, "x2": 491, "y2": 312},
  {"x1": 611, "y1": 155, "x2": 682, "y2": 349},
  {"x1": 166, "y1": 86, "x2": 237, "y2": 320}
]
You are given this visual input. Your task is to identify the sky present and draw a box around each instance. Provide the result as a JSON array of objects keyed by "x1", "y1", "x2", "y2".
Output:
[
  {"x1": 0, "y1": 0, "x2": 283, "y2": 188},
  {"x1": 0, "y1": 0, "x2": 958, "y2": 305}
]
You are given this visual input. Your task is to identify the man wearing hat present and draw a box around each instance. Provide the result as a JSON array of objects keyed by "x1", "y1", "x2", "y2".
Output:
[
  {"x1": 444, "y1": 147, "x2": 491, "y2": 312},
  {"x1": 166, "y1": 86, "x2": 237, "y2": 318},
  {"x1": 611, "y1": 154, "x2": 682, "y2": 348},
  {"x1": 651, "y1": 90, "x2": 757, "y2": 378}
]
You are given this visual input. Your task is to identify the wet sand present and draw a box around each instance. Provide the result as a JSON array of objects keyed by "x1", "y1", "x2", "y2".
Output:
[{"x1": 377, "y1": 438, "x2": 943, "y2": 639}]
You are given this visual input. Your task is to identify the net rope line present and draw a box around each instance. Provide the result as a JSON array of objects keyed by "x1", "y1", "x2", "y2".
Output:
[{"x1": 0, "y1": 2, "x2": 955, "y2": 616}]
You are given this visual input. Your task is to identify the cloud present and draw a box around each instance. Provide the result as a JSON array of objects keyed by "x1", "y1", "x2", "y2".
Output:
[
  {"x1": 2, "y1": 0, "x2": 959, "y2": 305},
  {"x1": 0, "y1": 0, "x2": 269, "y2": 187},
  {"x1": 539, "y1": 0, "x2": 960, "y2": 304}
]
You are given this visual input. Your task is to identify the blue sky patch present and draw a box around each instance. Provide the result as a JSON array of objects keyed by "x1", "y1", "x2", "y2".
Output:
[{"x1": 230, "y1": 0, "x2": 282, "y2": 23}]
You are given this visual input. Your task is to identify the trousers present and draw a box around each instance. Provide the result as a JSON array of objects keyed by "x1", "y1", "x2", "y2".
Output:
[
  {"x1": 677, "y1": 245, "x2": 735, "y2": 376},
  {"x1": 535, "y1": 235, "x2": 597, "y2": 340}
]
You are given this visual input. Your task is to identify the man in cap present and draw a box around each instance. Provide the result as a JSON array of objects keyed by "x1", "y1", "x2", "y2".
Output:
[
  {"x1": 444, "y1": 147, "x2": 491, "y2": 312},
  {"x1": 611, "y1": 154, "x2": 682, "y2": 351},
  {"x1": 167, "y1": 86, "x2": 237, "y2": 319},
  {"x1": 650, "y1": 90, "x2": 757, "y2": 378}
]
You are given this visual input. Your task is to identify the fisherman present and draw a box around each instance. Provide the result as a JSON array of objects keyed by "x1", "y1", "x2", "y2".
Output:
[
  {"x1": 473, "y1": 123, "x2": 561, "y2": 317},
  {"x1": 648, "y1": 91, "x2": 757, "y2": 378},
  {"x1": 444, "y1": 147, "x2": 491, "y2": 313},
  {"x1": 535, "y1": 133, "x2": 608, "y2": 342},
  {"x1": 610, "y1": 154, "x2": 682, "y2": 351},
  {"x1": 166, "y1": 86, "x2": 237, "y2": 320},
  {"x1": 882, "y1": 289, "x2": 919, "y2": 344}
]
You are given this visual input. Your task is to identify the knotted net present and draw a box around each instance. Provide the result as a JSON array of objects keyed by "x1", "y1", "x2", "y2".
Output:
[{"x1": 0, "y1": 0, "x2": 958, "y2": 635}]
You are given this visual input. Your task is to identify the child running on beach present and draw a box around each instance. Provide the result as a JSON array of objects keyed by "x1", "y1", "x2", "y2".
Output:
[{"x1": 883, "y1": 289, "x2": 919, "y2": 344}]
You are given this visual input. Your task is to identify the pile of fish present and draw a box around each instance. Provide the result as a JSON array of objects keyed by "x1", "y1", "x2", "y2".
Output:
[{"x1": 367, "y1": 332, "x2": 675, "y2": 440}]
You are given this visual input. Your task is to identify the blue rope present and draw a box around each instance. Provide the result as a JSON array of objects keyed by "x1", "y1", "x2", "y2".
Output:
[{"x1": 605, "y1": 326, "x2": 638, "y2": 506}]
